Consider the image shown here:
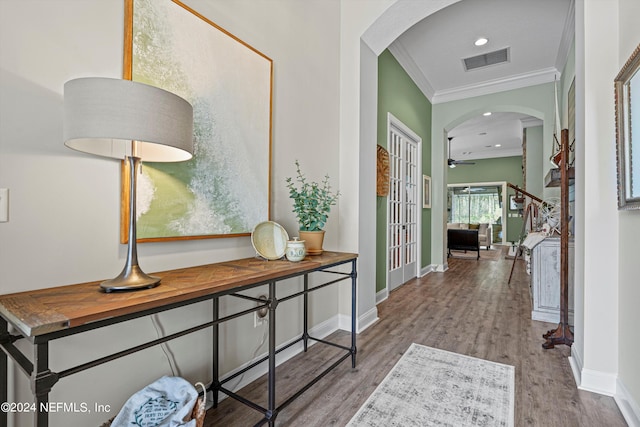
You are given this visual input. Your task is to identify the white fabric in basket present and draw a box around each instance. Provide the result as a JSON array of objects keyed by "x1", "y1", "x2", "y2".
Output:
[{"x1": 111, "y1": 376, "x2": 198, "y2": 427}]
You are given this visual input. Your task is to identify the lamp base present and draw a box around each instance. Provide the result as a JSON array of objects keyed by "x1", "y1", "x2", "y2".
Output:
[{"x1": 101, "y1": 265, "x2": 160, "y2": 293}]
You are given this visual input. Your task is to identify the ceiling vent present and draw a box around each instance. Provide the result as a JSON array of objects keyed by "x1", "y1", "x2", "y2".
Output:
[{"x1": 463, "y1": 48, "x2": 510, "y2": 71}]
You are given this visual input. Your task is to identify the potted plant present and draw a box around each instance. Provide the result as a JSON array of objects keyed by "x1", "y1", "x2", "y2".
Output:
[{"x1": 286, "y1": 160, "x2": 340, "y2": 255}]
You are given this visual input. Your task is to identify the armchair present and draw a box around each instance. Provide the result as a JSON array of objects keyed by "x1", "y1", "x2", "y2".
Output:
[{"x1": 477, "y1": 223, "x2": 492, "y2": 249}]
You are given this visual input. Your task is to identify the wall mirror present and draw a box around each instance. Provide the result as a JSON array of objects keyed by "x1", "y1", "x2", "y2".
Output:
[{"x1": 615, "y1": 44, "x2": 640, "y2": 210}]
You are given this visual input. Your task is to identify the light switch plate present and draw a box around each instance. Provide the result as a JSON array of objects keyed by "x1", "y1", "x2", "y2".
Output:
[{"x1": 0, "y1": 188, "x2": 8, "y2": 222}]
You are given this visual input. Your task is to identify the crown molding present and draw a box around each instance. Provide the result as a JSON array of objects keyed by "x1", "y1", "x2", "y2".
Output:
[
  {"x1": 555, "y1": 0, "x2": 575, "y2": 73},
  {"x1": 388, "y1": 41, "x2": 436, "y2": 100},
  {"x1": 431, "y1": 67, "x2": 561, "y2": 104},
  {"x1": 463, "y1": 148, "x2": 523, "y2": 161},
  {"x1": 388, "y1": 41, "x2": 562, "y2": 104},
  {"x1": 521, "y1": 116, "x2": 544, "y2": 128}
]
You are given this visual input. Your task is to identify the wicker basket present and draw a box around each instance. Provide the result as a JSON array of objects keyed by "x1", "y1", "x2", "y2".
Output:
[{"x1": 100, "y1": 384, "x2": 206, "y2": 427}]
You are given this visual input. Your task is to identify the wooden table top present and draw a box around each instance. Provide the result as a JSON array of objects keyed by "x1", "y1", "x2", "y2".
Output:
[{"x1": 0, "y1": 252, "x2": 357, "y2": 338}]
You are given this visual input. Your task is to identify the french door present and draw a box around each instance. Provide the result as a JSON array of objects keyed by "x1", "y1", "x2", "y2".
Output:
[{"x1": 387, "y1": 119, "x2": 419, "y2": 291}]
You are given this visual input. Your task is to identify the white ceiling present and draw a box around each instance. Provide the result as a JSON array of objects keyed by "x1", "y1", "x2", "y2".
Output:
[
  {"x1": 388, "y1": 0, "x2": 573, "y2": 161},
  {"x1": 447, "y1": 112, "x2": 542, "y2": 161}
]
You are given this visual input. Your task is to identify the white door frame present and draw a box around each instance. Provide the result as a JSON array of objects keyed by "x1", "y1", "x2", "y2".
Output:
[
  {"x1": 446, "y1": 181, "x2": 508, "y2": 245},
  {"x1": 386, "y1": 113, "x2": 422, "y2": 294}
]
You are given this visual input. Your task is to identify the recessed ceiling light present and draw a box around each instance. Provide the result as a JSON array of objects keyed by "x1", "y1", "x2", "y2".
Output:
[
  {"x1": 483, "y1": 112, "x2": 492, "y2": 116},
  {"x1": 495, "y1": 144, "x2": 502, "y2": 147},
  {"x1": 475, "y1": 37, "x2": 489, "y2": 47}
]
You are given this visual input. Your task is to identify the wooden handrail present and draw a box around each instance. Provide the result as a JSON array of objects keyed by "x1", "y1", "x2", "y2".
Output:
[{"x1": 506, "y1": 183, "x2": 544, "y2": 204}]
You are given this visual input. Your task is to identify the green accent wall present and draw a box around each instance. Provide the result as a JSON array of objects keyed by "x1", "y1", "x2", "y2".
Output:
[
  {"x1": 377, "y1": 49, "x2": 432, "y2": 293},
  {"x1": 525, "y1": 125, "x2": 544, "y2": 198},
  {"x1": 448, "y1": 156, "x2": 524, "y2": 242}
]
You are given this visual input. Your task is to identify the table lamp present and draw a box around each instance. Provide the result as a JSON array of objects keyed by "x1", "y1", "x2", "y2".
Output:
[{"x1": 63, "y1": 77, "x2": 194, "y2": 292}]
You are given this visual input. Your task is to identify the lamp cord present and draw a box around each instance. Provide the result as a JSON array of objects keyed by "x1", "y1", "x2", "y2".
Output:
[
  {"x1": 226, "y1": 318, "x2": 269, "y2": 392},
  {"x1": 151, "y1": 314, "x2": 180, "y2": 377},
  {"x1": 150, "y1": 311, "x2": 269, "y2": 392}
]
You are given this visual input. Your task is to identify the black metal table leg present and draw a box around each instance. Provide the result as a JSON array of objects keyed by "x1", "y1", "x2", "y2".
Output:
[
  {"x1": 1, "y1": 318, "x2": 8, "y2": 427},
  {"x1": 32, "y1": 342, "x2": 57, "y2": 427},
  {"x1": 351, "y1": 259, "x2": 357, "y2": 368},
  {"x1": 212, "y1": 297, "x2": 219, "y2": 408},
  {"x1": 266, "y1": 281, "x2": 278, "y2": 426},
  {"x1": 303, "y1": 274, "x2": 309, "y2": 352}
]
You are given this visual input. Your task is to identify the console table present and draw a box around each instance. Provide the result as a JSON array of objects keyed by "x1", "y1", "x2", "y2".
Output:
[{"x1": 0, "y1": 251, "x2": 358, "y2": 427}]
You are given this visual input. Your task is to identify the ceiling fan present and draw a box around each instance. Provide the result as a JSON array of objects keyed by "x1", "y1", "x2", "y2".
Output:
[{"x1": 447, "y1": 137, "x2": 475, "y2": 168}]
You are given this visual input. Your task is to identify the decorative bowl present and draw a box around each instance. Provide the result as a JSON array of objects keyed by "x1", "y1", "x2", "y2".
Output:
[{"x1": 251, "y1": 221, "x2": 289, "y2": 260}]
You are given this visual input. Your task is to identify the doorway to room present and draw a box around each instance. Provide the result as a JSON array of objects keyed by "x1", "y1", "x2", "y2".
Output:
[
  {"x1": 387, "y1": 115, "x2": 421, "y2": 292},
  {"x1": 447, "y1": 182, "x2": 507, "y2": 245}
]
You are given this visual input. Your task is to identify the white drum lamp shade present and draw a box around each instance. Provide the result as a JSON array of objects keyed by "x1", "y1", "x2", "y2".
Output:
[
  {"x1": 63, "y1": 77, "x2": 193, "y2": 161},
  {"x1": 63, "y1": 77, "x2": 194, "y2": 292}
]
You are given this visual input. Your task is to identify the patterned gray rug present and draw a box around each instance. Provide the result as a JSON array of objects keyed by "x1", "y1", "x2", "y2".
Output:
[
  {"x1": 448, "y1": 248, "x2": 502, "y2": 260},
  {"x1": 347, "y1": 343, "x2": 514, "y2": 427}
]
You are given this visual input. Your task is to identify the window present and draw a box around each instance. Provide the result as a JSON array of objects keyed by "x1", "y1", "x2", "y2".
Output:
[{"x1": 448, "y1": 185, "x2": 502, "y2": 225}]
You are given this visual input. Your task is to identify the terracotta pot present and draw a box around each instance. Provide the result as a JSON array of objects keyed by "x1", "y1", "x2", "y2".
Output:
[{"x1": 299, "y1": 230, "x2": 325, "y2": 255}]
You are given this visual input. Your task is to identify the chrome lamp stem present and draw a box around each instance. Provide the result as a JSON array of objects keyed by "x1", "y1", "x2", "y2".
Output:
[{"x1": 100, "y1": 156, "x2": 159, "y2": 292}]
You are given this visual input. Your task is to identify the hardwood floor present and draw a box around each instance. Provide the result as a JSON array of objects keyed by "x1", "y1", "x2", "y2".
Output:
[{"x1": 205, "y1": 247, "x2": 626, "y2": 426}]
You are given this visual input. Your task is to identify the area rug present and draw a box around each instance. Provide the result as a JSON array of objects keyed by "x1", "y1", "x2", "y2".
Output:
[
  {"x1": 347, "y1": 343, "x2": 514, "y2": 427},
  {"x1": 448, "y1": 248, "x2": 501, "y2": 260}
]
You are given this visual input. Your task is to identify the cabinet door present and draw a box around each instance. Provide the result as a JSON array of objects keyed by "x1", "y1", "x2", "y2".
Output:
[
  {"x1": 538, "y1": 243, "x2": 560, "y2": 310},
  {"x1": 531, "y1": 239, "x2": 574, "y2": 323}
]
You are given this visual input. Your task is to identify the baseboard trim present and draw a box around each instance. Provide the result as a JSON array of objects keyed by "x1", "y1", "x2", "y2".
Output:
[
  {"x1": 435, "y1": 263, "x2": 448, "y2": 272},
  {"x1": 337, "y1": 313, "x2": 350, "y2": 331},
  {"x1": 376, "y1": 288, "x2": 388, "y2": 304},
  {"x1": 569, "y1": 347, "x2": 583, "y2": 388},
  {"x1": 615, "y1": 379, "x2": 640, "y2": 427},
  {"x1": 531, "y1": 310, "x2": 574, "y2": 325},
  {"x1": 570, "y1": 346, "x2": 616, "y2": 396},
  {"x1": 578, "y1": 367, "x2": 617, "y2": 396},
  {"x1": 356, "y1": 306, "x2": 379, "y2": 333},
  {"x1": 420, "y1": 264, "x2": 437, "y2": 277},
  {"x1": 570, "y1": 346, "x2": 638, "y2": 425},
  {"x1": 216, "y1": 314, "x2": 342, "y2": 399}
]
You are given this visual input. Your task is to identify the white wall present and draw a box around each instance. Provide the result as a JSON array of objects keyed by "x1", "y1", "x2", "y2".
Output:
[
  {"x1": 339, "y1": 0, "x2": 397, "y2": 330},
  {"x1": 572, "y1": 0, "x2": 620, "y2": 398},
  {"x1": 0, "y1": 1, "x2": 345, "y2": 425},
  {"x1": 615, "y1": 0, "x2": 640, "y2": 422},
  {"x1": 574, "y1": 2, "x2": 640, "y2": 424},
  {"x1": 525, "y1": 126, "x2": 544, "y2": 199}
]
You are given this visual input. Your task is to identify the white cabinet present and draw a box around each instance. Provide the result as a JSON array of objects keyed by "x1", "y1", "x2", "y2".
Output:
[{"x1": 530, "y1": 237, "x2": 574, "y2": 324}]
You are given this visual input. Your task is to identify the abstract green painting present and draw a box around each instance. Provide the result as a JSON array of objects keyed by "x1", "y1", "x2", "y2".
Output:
[{"x1": 123, "y1": 0, "x2": 272, "y2": 241}]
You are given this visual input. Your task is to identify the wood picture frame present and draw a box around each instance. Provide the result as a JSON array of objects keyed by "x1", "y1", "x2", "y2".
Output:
[
  {"x1": 122, "y1": 0, "x2": 273, "y2": 242},
  {"x1": 509, "y1": 195, "x2": 523, "y2": 211},
  {"x1": 614, "y1": 43, "x2": 640, "y2": 210},
  {"x1": 422, "y1": 175, "x2": 431, "y2": 209}
]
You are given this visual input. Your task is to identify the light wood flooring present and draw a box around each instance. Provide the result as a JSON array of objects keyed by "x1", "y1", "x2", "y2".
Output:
[{"x1": 205, "y1": 247, "x2": 627, "y2": 426}]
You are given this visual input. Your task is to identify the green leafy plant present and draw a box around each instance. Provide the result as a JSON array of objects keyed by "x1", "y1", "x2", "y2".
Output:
[{"x1": 286, "y1": 160, "x2": 340, "y2": 231}]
